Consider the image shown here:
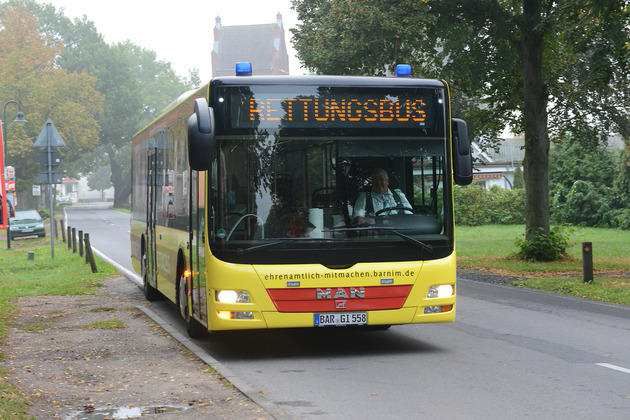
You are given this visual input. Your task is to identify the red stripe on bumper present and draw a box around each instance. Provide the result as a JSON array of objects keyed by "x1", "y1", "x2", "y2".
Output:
[{"x1": 267, "y1": 285, "x2": 412, "y2": 312}]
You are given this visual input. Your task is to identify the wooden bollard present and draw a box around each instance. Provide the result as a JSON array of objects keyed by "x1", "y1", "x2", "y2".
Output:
[
  {"x1": 67, "y1": 226, "x2": 72, "y2": 249},
  {"x1": 78, "y1": 230, "x2": 84, "y2": 257},
  {"x1": 583, "y1": 242, "x2": 593, "y2": 283},
  {"x1": 71, "y1": 228, "x2": 77, "y2": 253},
  {"x1": 61, "y1": 219, "x2": 66, "y2": 242},
  {"x1": 84, "y1": 233, "x2": 98, "y2": 273}
]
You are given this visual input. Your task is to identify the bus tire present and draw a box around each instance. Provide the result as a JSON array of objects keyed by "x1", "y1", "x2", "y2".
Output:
[
  {"x1": 177, "y1": 273, "x2": 207, "y2": 339},
  {"x1": 142, "y1": 252, "x2": 160, "y2": 301}
]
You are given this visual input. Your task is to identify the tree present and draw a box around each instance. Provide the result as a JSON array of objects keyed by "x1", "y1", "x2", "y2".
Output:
[
  {"x1": 0, "y1": 5, "x2": 103, "y2": 207},
  {"x1": 549, "y1": 128, "x2": 626, "y2": 228},
  {"x1": 291, "y1": 0, "x2": 628, "y2": 257},
  {"x1": 98, "y1": 41, "x2": 193, "y2": 207},
  {"x1": 10, "y1": 0, "x2": 193, "y2": 207},
  {"x1": 87, "y1": 163, "x2": 112, "y2": 201}
]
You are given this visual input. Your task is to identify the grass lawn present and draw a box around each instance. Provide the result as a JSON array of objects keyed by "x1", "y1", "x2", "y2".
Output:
[
  {"x1": 457, "y1": 225, "x2": 629, "y2": 274},
  {"x1": 456, "y1": 225, "x2": 630, "y2": 305},
  {"x1": 0, "y1": 235, "x2": 117, "y2": 418}
]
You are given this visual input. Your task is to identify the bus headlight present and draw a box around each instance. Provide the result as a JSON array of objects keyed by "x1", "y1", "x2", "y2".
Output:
[
  {"x1": 427, "y1": 284, "x2": 454, "y2": 298},
  {"x1": 216, "y1": 290, "x2": 250, "y2": 304}
]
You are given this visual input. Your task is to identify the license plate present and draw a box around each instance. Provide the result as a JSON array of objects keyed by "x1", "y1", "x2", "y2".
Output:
[
  {"x1": 314, "y1": 312, "x2": 367, "y2": 327},
  {"x1": 22, "y1": 229, "x2": 33, "y2": 233}
]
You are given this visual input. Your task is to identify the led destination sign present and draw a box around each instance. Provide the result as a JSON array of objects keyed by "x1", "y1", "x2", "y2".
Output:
[
  {"x1": 224, "y1": 87, "x2": 441, "y2": 131},
  {"x1": 249, "y1": 97, "x2": 428, "y2": 124}
]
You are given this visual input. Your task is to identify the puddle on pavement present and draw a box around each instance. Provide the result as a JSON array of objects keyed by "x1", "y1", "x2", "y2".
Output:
[{"x1": 66, "y1": 404, "x2": 190, "y2": 419}]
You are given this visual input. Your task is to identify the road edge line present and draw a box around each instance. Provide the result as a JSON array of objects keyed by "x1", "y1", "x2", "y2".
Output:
[
  {"x1": 64, "y1": 206, "x2": 143, "y2": 287},
  {"x1": 92, "y1": 246, "x2": 143, "y2": 286},
  {"x1": 64, "y1": 206, "x2": 289, "y2": 419},
  {"x1": 136, "y1": 305, "x2": 290, "y2": 420},
  {"x1": 596, "y1": 362, "x2": 630, "y2": 375}
]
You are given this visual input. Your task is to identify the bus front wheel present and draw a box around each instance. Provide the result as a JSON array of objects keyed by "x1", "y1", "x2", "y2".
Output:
[{"x1": 177, "y1": 274, "x2": 207, "y2": 339}]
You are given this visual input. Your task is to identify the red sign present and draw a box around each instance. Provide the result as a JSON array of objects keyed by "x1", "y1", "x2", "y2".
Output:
[
  {"x1": 473, "y1": 172, "x2": 503, "y2": 180},
  {"x1": 0, "y1": 120, "x2": 7, "y2": 228}
]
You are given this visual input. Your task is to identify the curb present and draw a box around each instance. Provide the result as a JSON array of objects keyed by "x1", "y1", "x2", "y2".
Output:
[
  {"x1": 136, "y1": 306, "x2": 290, "y2": 420},
  {"x1": 63, "y1": 206, "x2": 290, "y2": 419}
]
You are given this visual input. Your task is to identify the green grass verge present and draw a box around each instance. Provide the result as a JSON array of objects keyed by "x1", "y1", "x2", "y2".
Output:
[
  {"x1": 0, "y1": 369, "x2": 29, "y2": 420},
  {"x1": 514, "y1": 276, "x2": 630, "y2": 306},
  {"x1": 0, "y1": 236, "x2": 117, "y2": 418},
  {"x1": 456, "y1": 225, "x2": 630, "y2": 305},
  {"x1": 457, "y1": 225, "x2": 629, "y2": 274}
]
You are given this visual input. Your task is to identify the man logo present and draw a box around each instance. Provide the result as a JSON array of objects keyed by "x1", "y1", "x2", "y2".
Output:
[
  {"x1": 335, "y1": 300, "x2": 347, "y2": 309},
  {"x1": 316, "y1": 287, "x2": 365, "y2": 300}
]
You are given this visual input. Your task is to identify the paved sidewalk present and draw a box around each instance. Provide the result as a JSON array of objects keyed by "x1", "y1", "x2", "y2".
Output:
[{"x1": 2, "y1": 277, "x2": 268, "y2": 419}]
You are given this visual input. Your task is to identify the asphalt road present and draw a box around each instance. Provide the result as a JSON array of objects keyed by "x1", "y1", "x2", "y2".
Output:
[{"x1": 66, "y1": 205, "x2": 630, "y2": 419}]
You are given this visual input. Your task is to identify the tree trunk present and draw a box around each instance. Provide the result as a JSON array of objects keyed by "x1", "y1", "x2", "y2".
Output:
[
  {"x1": 108, "y1": 146, "x2": 130, "y2": 208},
  {"x1": 521, "y1": 0, "x2": 549, "y2": 241}
]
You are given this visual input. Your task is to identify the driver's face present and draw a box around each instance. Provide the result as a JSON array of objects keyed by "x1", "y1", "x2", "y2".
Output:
[{"x1": 373, "y1": 173, "x2": 389, "y2": 193}]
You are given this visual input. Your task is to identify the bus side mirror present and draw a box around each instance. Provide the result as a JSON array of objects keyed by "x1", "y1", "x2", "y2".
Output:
[
  {"x1": 187, "y1": 98, "x2": 215, "y2": 171},
  {"x1": 452, "y1": 118, "x2": 473, "y2": 186}
]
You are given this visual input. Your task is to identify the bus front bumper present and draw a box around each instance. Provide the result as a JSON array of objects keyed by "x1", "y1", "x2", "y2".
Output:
[{"x1": 207, "y1": 303, "x2": 455, "y2": 331}]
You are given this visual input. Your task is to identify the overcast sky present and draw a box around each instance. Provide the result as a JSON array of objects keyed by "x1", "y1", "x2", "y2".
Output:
[{"x1": 40, "y1": 0, "x2": 304, "y2": 81}]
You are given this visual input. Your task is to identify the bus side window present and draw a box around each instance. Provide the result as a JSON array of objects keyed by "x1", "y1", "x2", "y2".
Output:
[{"x1": 208, "y1": 158, "x2": 218, "y2": 240}]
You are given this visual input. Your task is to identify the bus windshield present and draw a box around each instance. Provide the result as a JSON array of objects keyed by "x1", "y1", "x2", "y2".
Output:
[{"x1": 209, "y1": 84, "x2": 452, "y2": 265}]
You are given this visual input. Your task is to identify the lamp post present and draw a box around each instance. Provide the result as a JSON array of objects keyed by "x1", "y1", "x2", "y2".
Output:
[{"x1": 2, "y1": 100, "x2": 27, "y2": 249}]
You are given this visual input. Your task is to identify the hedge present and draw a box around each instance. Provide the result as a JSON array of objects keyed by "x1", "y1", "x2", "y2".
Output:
[{"x1": 454, "y1": 185, "x2": 524, "y2": 226}]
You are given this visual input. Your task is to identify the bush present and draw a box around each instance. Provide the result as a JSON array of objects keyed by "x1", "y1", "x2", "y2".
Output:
[
  {"x1": 549, "y1": 131, "x2": 627, "y2": 229},
  {"x1": 37, "y1": 208, "x2": 50, "y2": 219},
  {"x1": 489, "y1": 187, "x2": 526, "y2": 224},
  {"x1": 454, "y1": 185, "x2": 524, "y2": 225},
  {"x1": 608, "y1": 208, "x2": 630, "y2": 230},
  {"x1": 556, "y1": 180, "x2": 612, "y2": 226},
  {"x1": 516, "y1": 226, "x2": 570, "y2": 261}
]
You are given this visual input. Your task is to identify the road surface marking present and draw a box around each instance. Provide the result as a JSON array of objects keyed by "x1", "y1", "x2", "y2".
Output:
[
  {"x1": 91, "y1": 246, "x2": 143, "y2": 287},
  {"x1": 596, "y1": 363, "x2": 630, "y2": 374}
]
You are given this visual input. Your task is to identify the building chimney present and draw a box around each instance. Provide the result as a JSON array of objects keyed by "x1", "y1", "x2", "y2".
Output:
[
  {"x1": 215, "y1": 16, "x2": 222, "y2": 29},
  {"x1": 276, "y1": 12, "x2": 283, "y2": 27}
]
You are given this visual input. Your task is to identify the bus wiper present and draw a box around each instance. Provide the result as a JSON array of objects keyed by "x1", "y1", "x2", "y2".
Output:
[
  {"x1": 235, "y1": 240, "x2": 290, "y2": 255},
  {"x1": 325, "y1": 226, "x2": 433, "y2": 254}
]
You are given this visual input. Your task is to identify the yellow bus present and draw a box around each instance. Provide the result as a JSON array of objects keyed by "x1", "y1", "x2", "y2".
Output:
[{"x1": 130, "y1": 63, "x2": 472, "y2": 337}]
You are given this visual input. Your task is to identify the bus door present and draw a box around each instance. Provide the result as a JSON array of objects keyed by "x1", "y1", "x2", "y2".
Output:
[
  {"x1": 190, "y1": 170, "x2": 207, "y2": 324},
  {"x1": 145, "y1": 148, "x2": 159, "y2": 289}
]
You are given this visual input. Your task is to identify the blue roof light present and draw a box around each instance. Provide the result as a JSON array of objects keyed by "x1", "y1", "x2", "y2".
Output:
[
  {"x1": 235, "y1": 62, "x2": 252, "y2": 76},
  {"x1": 395, "y1": 64, "x2": 412, "y2": 77}
]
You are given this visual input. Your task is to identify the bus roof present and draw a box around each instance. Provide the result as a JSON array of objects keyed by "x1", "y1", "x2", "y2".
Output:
[
  {"x1": 211, "y1": 75, "x2": 445, "y2": 88},
  {"x1": 132, "y1": 83, "x2": 209, "y2": 141}
]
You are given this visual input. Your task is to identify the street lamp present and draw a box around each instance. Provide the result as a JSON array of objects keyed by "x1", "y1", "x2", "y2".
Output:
[{"x1": 2, "y1": 100, "x2": 27, "y2": 249}]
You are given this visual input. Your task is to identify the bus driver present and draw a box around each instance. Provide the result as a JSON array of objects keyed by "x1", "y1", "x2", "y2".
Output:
[{"x1": 353, "y1": 168, "x2": 412, "y2": 225}]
